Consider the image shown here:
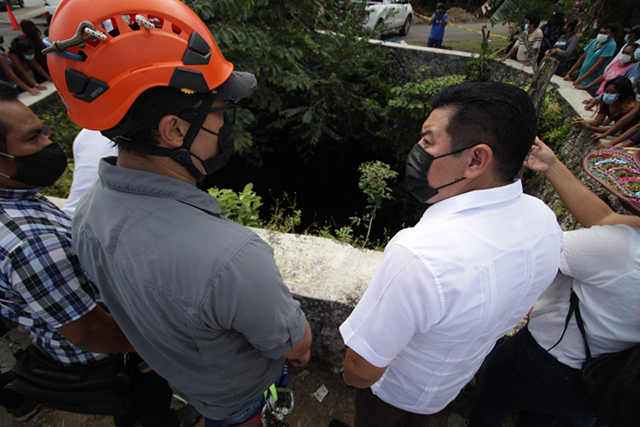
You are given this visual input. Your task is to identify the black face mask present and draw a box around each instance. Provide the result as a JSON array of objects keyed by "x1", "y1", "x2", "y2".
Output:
[
  {"x1": 190, "y1": 120, "x2": 235, "y2": 178},
  {"x1": 405, "y1": 142, "x2": 478, "y2": 203},
  {"x1": 0, "y1": 142, "x2": 68, "y2": 187}
]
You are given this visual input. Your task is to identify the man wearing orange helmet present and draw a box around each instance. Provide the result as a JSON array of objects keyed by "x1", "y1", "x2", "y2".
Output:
[{"x1": 45, "y1": 0, "x2": 312, "y2": 426}]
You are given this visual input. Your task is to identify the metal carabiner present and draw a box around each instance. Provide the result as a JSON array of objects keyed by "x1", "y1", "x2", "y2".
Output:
[
  {"x1": 261, "y1": 387, "x2": 294, "y2": 427},
  {"x1": 42, "y1": 20, "x2": 107, "y2": 56}
]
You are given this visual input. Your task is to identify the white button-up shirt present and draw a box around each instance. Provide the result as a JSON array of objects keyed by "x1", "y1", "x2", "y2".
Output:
[
  {"x1": 340, "y1": 180, "x2": 563, "y2": 414},
  {"x1": 529, "y1": 225, "x2": 640, "y2": 369}
]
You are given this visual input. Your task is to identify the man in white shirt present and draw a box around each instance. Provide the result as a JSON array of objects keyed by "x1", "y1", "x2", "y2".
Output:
[
  {"x1": 338, "y1": 82, "x2": 563, "y2": 427},
  {"x1": 62, "y1": 129, "x2": 117, "y2": 217},
  {"x1": 470, "y1": 141, "x2": 640, "y2": 426}
]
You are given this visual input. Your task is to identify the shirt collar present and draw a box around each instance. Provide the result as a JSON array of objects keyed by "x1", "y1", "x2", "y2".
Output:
[
  {"x1": 0, "y1": 188, "x2": 40, "y2": 201},
  {"x1": 420, "y1": 180, "x2": 523, "y2": 222},
  {"x1": 98, "y1": 157, "x2": 221, "y2": 215}
]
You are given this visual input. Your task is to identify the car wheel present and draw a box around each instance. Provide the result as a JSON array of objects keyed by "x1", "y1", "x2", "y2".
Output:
[{"x1": 399, "y1": 15, "x2": 411, "y2": 36}]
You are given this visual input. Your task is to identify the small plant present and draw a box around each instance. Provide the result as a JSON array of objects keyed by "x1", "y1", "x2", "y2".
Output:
[
  {"x1": 538, "y1": 92, "x2": 571, "y2": 149},
  {"x1": 266, "y1": 193, "x2": 302, "y2": 234},
  {"x1": 208, "y1": 183, "x2": 264, "y2": 227},
  {"x1": 350, "y1": 161, "x2": 398, "y2": 247},
  {"x1": 465, "y1": 25, "x2": 492, "y2": 82},
  {"x1": 387, "y1": 74, "x2": 467, "y2": 121}
]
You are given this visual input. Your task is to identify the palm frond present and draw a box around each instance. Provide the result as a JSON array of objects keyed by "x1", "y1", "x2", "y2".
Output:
[{"x1": 490, "y1": 0, "x2": 524, "y2": 24}]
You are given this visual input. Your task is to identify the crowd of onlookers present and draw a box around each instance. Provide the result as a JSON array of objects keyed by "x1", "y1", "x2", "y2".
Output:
[
  {"x1": 0, "y1": 19, "x2": 50, "y2": 96},
  {"x1": 502, "y1": 12, "x2": 640, "y2": 149}
]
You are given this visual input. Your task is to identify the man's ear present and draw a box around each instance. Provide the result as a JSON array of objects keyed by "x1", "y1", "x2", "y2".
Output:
[
  {"x1": 156, "y1": 115, "x2": 189, "y2": 149},
  {"x1": 464, "y1": 144, "x2": 494, "y2": 179}
]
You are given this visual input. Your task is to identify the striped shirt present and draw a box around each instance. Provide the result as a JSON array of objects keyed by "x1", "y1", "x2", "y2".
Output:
[{"x1": 0, "y1": 188, "x2": 106, "y2": 365}]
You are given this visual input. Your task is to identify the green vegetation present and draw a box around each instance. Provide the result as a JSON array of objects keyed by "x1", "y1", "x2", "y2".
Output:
[
  {"x1": 209, "y1": 183, "x2": 264, "y2": 227},
  {"x1": 443, "y1": 38, "x2": 510, "y2": 55},
  {"x1": 538, "y1": 92, "x2": 571, "y2": 149},
  {"x1": 349, "y1": 161, "x2": 398, "y2": 247},
  {"x1": 31, "y1": 0, "x2": 586, "y2": 247}
]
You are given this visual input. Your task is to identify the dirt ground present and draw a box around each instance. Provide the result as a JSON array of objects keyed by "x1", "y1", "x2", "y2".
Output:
[
  {"x1": 445, "y1": 7, "x2": 478, "y2": 24},
  {"x1": 0, "y1": 357, "x2": 519, "y2": 427}
]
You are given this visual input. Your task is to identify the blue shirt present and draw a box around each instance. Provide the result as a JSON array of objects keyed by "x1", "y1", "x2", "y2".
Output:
[
  {"x1": 430, "y1": 13, "x2": 449, "y2": 40},
  {"x1": 579, "y1": 38, "x2": 617, "y2": 87},
  {"x1": 624, "y1": 62, "x2": 640, "y2": 91},
  {"x1": 0, "y1": 189, "x2": 106, "y2": 365}
]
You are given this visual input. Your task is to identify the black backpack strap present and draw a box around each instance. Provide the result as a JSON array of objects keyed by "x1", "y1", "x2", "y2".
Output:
[
  {"x1": 545, "y1": 289, "x2": 577, "y2": 352},
  {"x1": 571, "y1": 291, "x2": 593, "y2": 360}
]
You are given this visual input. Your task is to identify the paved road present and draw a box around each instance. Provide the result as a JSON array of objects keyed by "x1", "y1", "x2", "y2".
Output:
[
  {"x1": 0, "y1": 0, "x2": 47, "y2": 44},
  {"x1": 384, "y1": 21, "x2": 512, "y2": 43}
]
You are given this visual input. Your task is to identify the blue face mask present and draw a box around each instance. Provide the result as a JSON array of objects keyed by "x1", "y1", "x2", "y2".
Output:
[
  {"x1": 524, "y1": 24, "x2": 529, "y2": 31},
  {"x1": 602, "y1": 93, "x2": 619, "y2": 105},
  {"x1": 635, "y1": 48, "x2": 640, "y2": 62},
  {"x1": 624, "y1": 34, "x2": 630, "y2": 43},
  {"x1": 23, "y1": 54, "x2": 35, "y2": 61}
]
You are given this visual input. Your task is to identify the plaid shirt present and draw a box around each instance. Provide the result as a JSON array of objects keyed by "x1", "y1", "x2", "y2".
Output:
[{"x1": 0, "y1": 188, "x2": 107, "y2": 365}]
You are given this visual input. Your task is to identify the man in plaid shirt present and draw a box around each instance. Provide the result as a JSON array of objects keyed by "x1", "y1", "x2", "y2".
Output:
[{"x1": 0, "y1": 81, "x2": 197, "y2": 427}]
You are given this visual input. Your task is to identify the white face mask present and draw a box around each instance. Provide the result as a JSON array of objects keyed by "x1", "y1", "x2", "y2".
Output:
[
  {"x1": 596, "y1": 34, "x2": 609, "y2": 44},
  {"x1": 636, "y1": 93, "x2": 640, "y2": 103},
  {"x1": 620, "y1": 54, "x2": 632, "y2": 64}
]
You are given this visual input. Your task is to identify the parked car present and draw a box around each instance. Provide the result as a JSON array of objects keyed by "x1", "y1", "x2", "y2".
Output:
[
  {"x1": 44, "y1": 0, "x2": 62, "y2": 24},
  {"x1": 359, "y1": 0, "x2": 413, "y2": 36},
  {"x1": 0, "y1": 0, "x2": 25, "y2": 11}
]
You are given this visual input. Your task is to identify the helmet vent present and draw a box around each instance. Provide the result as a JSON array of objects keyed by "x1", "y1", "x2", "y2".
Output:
[
  {"x1": 172, "y1": 24, "x2": 182, "y2": 35},
  {"x1": 122, "y1": 14, "x2": 141, "y2": 31},
  {"x1": 100, "y1": 18, "x2": 120, "y2": 37},
  {"x1": 148, "y1": 16, "x2": 164, "y2": 29}
]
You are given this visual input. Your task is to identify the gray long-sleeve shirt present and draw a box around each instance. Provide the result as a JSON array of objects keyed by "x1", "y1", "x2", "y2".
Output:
[
  {"x1": 552, "y1": 34, "x2": 579, "y2": 66},
  {"x1": 72, "y1": 157, "x2": 307, "y2": 420}
]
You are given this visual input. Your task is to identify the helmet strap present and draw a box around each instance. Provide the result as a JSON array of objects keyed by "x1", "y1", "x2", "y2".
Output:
[{"x1": 113, "y1": 93, "x2": 217, "y2": 183}]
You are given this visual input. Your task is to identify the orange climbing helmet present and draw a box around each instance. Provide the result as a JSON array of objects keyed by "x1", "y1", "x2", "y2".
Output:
[{"x1": 46, "y1": 0, "x2": 256, "y2": 132}]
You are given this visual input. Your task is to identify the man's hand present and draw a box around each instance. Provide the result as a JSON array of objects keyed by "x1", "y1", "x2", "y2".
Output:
[
  {"x1": 564, "y1": 73, "x2": 574, "y2": 81},
  {"x1": 591, "y1": 132, "x2": 606, "y2": 140},
  {"x1": 523, "y1": 137, "x2": 558, "y2": 174}
]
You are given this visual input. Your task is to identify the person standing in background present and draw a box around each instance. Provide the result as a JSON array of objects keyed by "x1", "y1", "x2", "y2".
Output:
[{"x1": 428, "y1": 3, "x2": 449, "y2": 49}]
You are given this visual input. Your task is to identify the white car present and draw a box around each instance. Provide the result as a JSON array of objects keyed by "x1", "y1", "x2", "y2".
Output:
[
  {"x1": 361, "y1": 0, "x2": 413, "y2": 36},
  {"x1": 44, "y1": 0, "x2": 62, "y2": 24}
]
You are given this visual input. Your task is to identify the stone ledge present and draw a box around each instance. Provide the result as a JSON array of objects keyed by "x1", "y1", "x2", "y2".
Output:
[{"x1": 18, "y1": 81, "x2": 58, "y2": 108}]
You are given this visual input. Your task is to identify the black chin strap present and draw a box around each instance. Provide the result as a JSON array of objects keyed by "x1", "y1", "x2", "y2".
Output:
[{"x1": 114, "y1": 93, "x2": 217, "y2": 183}]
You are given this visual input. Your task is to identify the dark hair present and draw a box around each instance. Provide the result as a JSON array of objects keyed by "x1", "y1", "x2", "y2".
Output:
[
  {"x1": 430, "y1": 82, "x2": 537, "y2": 183},
  {"x1": 105, "y1": 86, "x2": 204, "y2": 152},
  {"x1": 525, "y1": 15, "x2": 541, "y2": 29},
  {"x1": 19, "y1": 19, "x2": 41, "y2": 40},
  {"x1": 0, "y1": 81, "x2": 19, "y2": 152},
  {"x1": 606, "y1": 76, "x2": 635, "y2": 104},
  {"x1": 9, "y1": 37, "x2": 34, "y2": 55},
  {"x1": 566, "y1": 19, "x2": 578, "y2": 32},
  {"x1": 601, "y1": 23, "x2": 618, "y2": 34},
  {"x1": 624, "y1": 42, "x2": 639, "y2": 53}
]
